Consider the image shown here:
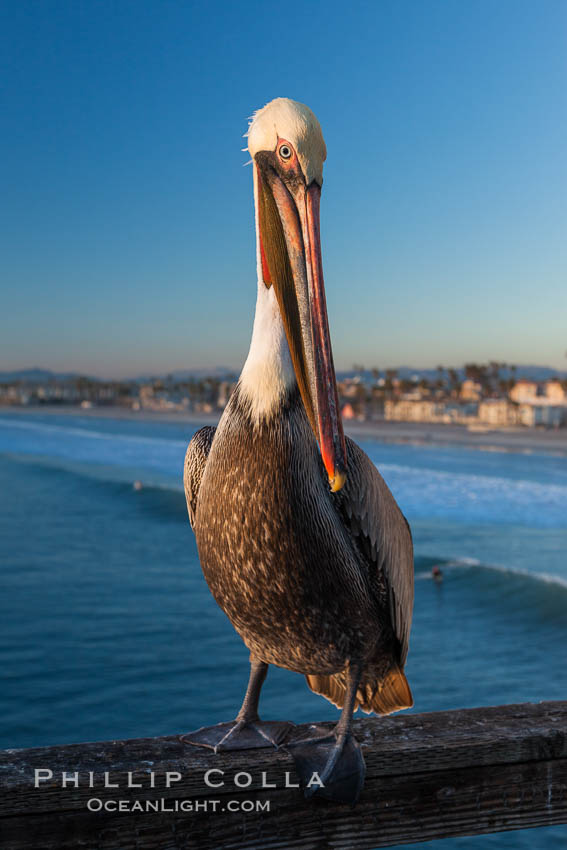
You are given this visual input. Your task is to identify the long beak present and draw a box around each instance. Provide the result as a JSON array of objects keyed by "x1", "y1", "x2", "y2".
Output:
[{"x1": 256, "y1": 164, "x2": 347, "y2": 492}]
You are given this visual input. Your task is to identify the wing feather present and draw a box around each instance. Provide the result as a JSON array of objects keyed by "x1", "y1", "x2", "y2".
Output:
[
  {"x1": 183, "y1": 426, "x2": 216, "y2": 530},
  {"x1": 334, "y1": 436, "x2": 414, "y2": 665}
]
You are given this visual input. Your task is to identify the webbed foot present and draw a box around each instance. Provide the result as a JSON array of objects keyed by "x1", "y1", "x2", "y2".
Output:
[
  {"x1": 287, "y1": 725, "x2": 366, "y2": 805},
  {"x1": 180, "y1": 718, "x2": 294, "y2": 753}
]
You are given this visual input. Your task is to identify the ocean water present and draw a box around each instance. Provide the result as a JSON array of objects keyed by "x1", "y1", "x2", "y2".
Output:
[{"x1": 0, "y1": 411, "x2": 566, "y2": 849}]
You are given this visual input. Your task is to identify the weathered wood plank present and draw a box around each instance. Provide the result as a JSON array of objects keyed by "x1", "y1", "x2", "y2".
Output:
[{"x1": 0, "y1": 702, "x2": 566, "y2": 849}]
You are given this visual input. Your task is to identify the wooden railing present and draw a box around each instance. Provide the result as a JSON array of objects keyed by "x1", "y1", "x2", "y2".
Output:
[{"x1": 0, "y1": 701, "x2": 566, "y2": 849}]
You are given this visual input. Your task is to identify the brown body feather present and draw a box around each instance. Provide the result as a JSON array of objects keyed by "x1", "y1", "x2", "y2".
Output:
[{"x1": 184, "y1": 385, "x2": 413, "y2": 715}]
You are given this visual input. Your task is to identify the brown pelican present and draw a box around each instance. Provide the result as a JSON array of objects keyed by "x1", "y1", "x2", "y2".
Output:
[{"x1": 182, "y1": 98, "x2": 414, "y2": 804}]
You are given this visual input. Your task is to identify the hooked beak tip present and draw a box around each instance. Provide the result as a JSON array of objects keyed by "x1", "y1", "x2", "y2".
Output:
[{"x1": 329, "y1": 469, "x2": 347, "y2": 493}]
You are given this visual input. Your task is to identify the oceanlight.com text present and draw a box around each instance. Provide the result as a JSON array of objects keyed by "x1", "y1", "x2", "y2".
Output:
[{"x1": 87, "y1": 797, "x2": 271, "y2": 813}]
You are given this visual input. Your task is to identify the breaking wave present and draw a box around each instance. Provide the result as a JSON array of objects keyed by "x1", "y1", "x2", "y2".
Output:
[
  {"x1": 415, "y1": 556, "x2": 567, "y2": 591},
  {"x1": 1, "y1": 414, "x2": 566, "y2": 531}
]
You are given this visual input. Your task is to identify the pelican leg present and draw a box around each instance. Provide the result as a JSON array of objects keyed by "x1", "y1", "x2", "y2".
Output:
[
  {"x1": 287, "y1": 664, "x2": 366, "y2": 805},
  {"x1": 180, "y1": 657, "x2": 294, "y2": 752}
]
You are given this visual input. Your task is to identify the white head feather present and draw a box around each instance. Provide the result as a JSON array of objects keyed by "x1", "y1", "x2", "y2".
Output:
[
  {"x1": 247, "y1": 97, "x2": 327, "y2": 186},
  {"x1": 240, "y1": 98, "x2": 327, "y2": 422}
]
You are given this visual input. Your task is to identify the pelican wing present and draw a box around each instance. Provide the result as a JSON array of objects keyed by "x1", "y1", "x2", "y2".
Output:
[
  {"x1": 183, "y1": 426, "x2": 216, "y2": 530},
  {"x1": 335, "y1": 436, "x2": 414, "y2": 665}
]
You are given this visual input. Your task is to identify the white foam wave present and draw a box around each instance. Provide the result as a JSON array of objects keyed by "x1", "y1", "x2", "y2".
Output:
[
  {"x1": 0, "y1": 417, "x2": 187, "y2": 449},
  {"x1": 378, "y1": 462, "x2": 567, "y2": 529},
  {"x1": 1, "y1": 416, "x2": 566, "y2": 529},
  {"x1": 416, "y1": 559, "x2": 567, "y2": 590}
]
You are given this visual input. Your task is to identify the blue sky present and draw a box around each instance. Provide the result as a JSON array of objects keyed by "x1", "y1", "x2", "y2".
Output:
[{"x1": 2, "y1": 0, "x2": 566, "y2": 377}]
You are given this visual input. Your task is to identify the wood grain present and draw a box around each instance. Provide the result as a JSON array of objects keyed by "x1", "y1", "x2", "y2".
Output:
[{"x1": 0, "y1": 702, "x2": 566, "y2": 849}]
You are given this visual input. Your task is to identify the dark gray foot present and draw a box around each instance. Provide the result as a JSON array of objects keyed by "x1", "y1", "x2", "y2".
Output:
[
  {"x1": 287, "y1": 725, "x2": 366, "y2": 805},
  {"x1": 180, "y1": 719, "x2": 294, "y2": 753}
]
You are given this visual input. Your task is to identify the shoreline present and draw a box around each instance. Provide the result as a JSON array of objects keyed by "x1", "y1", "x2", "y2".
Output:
[{"x1": 2, "y1": 404, "x2": 567, "y2": 455}]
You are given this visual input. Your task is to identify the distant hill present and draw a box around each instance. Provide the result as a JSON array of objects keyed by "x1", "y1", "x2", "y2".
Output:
[
  {"x1": 0, "y1": 367, "x2": 239, "y2": 384},
  {"x1": 2, "y1": 364, "x2": 564, "y2": 384},
  {"x1": 336, "y1": 365, "x2": 566, "y2": 382},
  {"x1": 0, "y1": 368, "x2": 90, "y2": 383},
  {"x1": 503, "y1": 365, "x2": 565, "y2": 381},
  {"x1": 127, "y1": 367, "x2": 238, "y2": 384}
]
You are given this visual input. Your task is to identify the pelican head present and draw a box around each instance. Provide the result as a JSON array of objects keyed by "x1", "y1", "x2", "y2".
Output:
[{"x1": 247, "y1": 98, "x2": 346, "y2": 492}]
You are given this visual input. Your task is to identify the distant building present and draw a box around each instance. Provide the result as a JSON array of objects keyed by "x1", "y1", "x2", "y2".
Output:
[
  {"x1": 444, "y1": 402, "x2": 479, "y2": 423},
  {"x1": 518, "y1": 403, "x2": 566, "y2": 428},
  {"x1": 139, "y1": 385, "x2": 154, "y2": 407},
  {"x1": 195, "y1": 401, "x2": 213, "y2": 414},
  {"x1": 460, "y1": 379, "x2": 482, "y2": 401},
  {"x1": 545, "y1": 381, "x2": 566, "y2": 403},
  {"x1": 385, "y1": 400, "x2": 437, "y2": 422},
  {"x1": 341, "y1": 403, "x2": 357, "y2": 420},
  {"x1": 339, "y1": 379, "x2": 364, "y2": 399},
  {"x1": 384, "y1": 400, "x2": 477, "y2": 424},
  {"x1": 509, "y1": 380, "x2": 538, "y2": 403},
  {"x1": 478, "y1": 400, "x2": 519, "y2": 427},
  {"x1": 138, "y1": 383, "x2": 190, "y2": 412},
  {"x1": 217, "y1": 381, "x2": 235, "y2": 409}
]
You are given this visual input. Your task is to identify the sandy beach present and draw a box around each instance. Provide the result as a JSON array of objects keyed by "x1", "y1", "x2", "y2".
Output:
[{"x1": 2, "y1": 405, "x2": 567, "y2": 455}]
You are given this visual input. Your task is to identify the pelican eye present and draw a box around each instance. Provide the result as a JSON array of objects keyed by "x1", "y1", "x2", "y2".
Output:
[{"x1": 278, "y1": 144, "x2": 292, "y2": 160}]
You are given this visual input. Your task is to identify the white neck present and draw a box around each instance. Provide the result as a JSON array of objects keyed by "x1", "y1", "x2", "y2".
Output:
[{"x1": 239, "y1": 168, "x2": 296, "y2": 422}]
